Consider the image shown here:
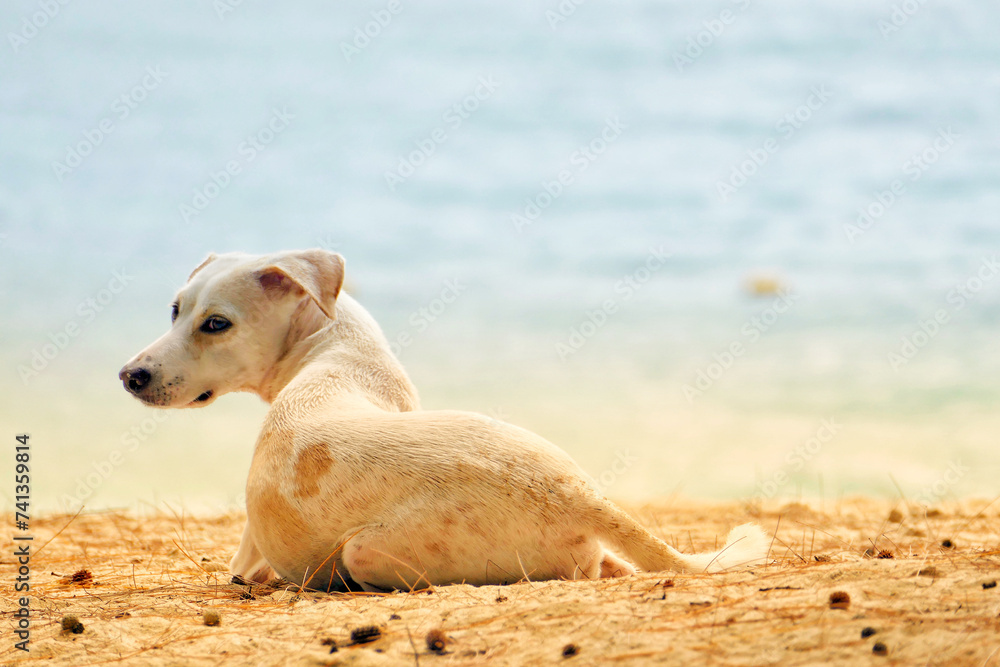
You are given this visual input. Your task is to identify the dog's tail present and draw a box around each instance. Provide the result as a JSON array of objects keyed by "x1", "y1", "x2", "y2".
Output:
[{"x1": 594, "y1": 504, "x2": 770, "y2": 573}]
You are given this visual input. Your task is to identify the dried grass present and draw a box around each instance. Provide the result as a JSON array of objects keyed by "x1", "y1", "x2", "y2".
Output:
[{"x1": 2, "y1": 497, "x2": 999, "y2": 666}]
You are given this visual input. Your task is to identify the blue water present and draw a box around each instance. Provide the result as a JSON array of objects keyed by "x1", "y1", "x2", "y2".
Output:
[{"x1": 1, "y1": 0, "x2": 998, "y2": 511}]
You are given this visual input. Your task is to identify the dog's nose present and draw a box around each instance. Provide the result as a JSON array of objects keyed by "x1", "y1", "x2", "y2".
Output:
[{"x1": 121, "y1": 367, "x2": 151, "y2": 394}]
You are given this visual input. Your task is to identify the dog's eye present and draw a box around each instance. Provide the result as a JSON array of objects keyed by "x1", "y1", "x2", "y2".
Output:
[
  {"x1": 200, "y1": 316, "x2": 232, "y2": 333},
  {"x1": 171, "y1": 303, "x2": 179, "y2": 323}
]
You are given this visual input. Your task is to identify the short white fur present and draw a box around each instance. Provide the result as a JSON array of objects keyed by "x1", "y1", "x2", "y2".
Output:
[{"x1": 119, "y1": 249, "x2": 769, "y2": 591}]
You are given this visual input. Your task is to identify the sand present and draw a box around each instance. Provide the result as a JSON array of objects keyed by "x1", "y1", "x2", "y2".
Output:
[{"x1": 2, "y1": 497, "x2": 999, "y2": 666}]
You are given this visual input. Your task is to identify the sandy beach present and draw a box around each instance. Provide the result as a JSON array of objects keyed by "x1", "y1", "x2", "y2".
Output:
[{"x1": 3, "y1": 497, "x2": 998, "y2": 666}]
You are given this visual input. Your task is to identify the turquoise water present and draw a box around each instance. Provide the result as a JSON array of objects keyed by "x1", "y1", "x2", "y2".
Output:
[{"x1": 1, "y1": 0, "x2": 998, "y2": 511}]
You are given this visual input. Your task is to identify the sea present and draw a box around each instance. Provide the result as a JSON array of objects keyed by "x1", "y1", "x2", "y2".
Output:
[{"x1": 1, "y1": 0, "x2": 998, "y2": 513}]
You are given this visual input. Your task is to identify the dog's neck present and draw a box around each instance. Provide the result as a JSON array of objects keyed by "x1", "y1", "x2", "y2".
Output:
[{"x1": 256, "y1": 294, "x2": 420, "y2": 413}]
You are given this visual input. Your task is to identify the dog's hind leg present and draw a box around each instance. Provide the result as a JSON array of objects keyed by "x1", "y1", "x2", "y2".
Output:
[
  {"x1": 337, "y1": 525, "x2": 433, "y2": 592},
  {"x1": 598, "y1": 550, "x2": 637, "y2": 578},
  {"x1": 334, "y1": 519, "x2": 638, "y2": 588},
  {"x1": 230, "y1": 520, "x2": 277, "y2": 583}
]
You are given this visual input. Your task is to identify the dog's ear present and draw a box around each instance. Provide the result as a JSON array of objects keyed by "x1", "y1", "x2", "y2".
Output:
[
  {"x1": 188, "y1": 253, "x2": 219, "y2": 281},
  {"x1": 256, "y1": 249, "x2": 345, "y2": 320}
]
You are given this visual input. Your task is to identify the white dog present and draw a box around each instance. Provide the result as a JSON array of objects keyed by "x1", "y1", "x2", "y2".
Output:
[{"x1": 119, "y1": 249, "x2": 768, "y2": 591}]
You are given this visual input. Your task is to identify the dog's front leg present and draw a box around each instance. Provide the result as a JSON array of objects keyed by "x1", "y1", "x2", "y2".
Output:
[{"x1": 230, "y1": 519, "x2": 277, "y2": 583}]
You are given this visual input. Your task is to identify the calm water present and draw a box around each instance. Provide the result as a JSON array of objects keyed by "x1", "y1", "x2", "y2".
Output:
[{"x1": 1, "y1": 0, "x2": 998, "y2": 511}]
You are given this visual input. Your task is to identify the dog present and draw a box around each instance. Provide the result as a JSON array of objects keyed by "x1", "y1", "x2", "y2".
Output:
[{"x1": 119, "y1": 249, "x2": 769, "y2": 591}]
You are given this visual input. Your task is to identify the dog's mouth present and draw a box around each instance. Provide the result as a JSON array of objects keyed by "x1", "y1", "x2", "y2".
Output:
[{"x1": 192, "y1": 390, "x2": 213, "y2": 404}]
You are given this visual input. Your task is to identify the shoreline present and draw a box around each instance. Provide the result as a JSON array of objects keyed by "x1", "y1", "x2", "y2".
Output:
[{"x1": 2, "y1": 496, "x2": 998, "y2": 666}]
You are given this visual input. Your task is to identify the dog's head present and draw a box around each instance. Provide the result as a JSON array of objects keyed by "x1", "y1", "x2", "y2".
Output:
[{"x1": 119, "y1": 249, "x2": 344, "y2": 407}]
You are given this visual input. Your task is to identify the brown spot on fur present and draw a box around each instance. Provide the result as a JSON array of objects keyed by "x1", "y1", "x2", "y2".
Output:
[
  {"x1": 293, "y1": 444, "x2": 334, "y2": 498},
  {"x1": 569, "y1": 535, "x2": 587, "y2": 546},
  {"x1": 425, "y1": 541, "x2": 445, "y2": 555}
]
